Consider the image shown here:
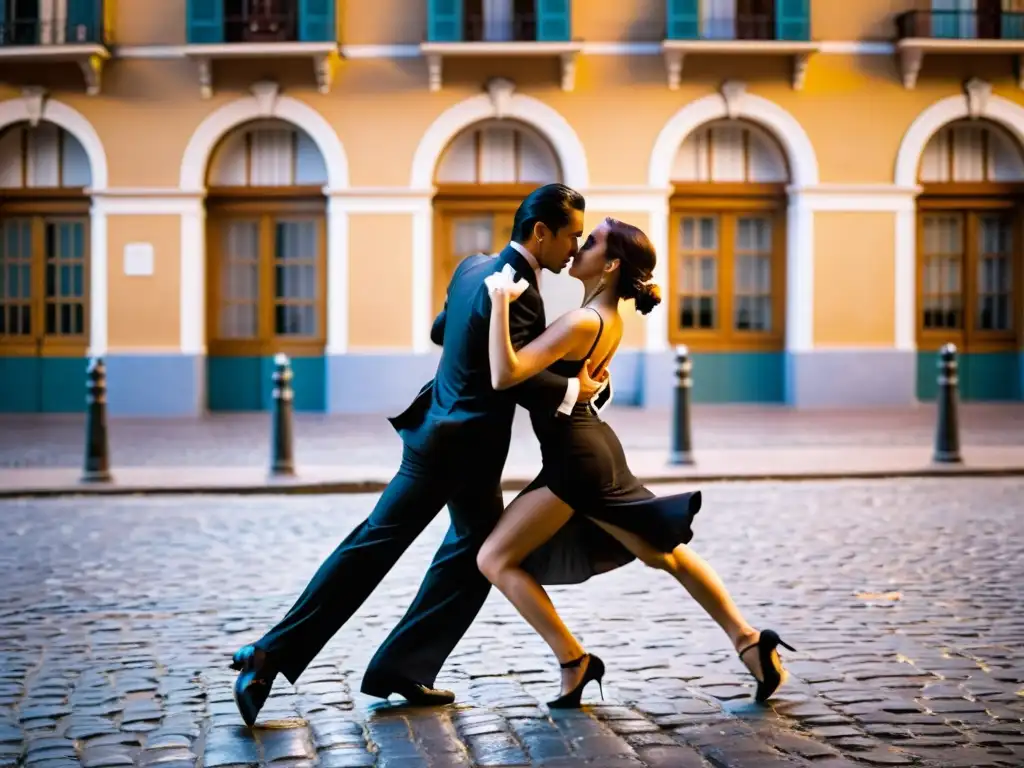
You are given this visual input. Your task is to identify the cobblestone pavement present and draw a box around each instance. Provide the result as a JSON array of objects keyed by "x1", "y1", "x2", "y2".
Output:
[
  {"x1": 0, "y1": 478, "x2": 1022, "y2": 767},
  {"x1": 2, "y1": 404, "x2": 1023, "y2": 470}
]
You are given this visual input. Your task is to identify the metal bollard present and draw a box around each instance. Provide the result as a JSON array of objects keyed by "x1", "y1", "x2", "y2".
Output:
[
  {"x1": 933, "y1": 343, "x2": 962, "y2": 464},
  {"x1": 669, "y1": 345, "x2": 695, "y2": 465},
  {"x1": 270, "y1": 353, "x2": 296, "y2": 476},
  {"x1": 81, "y1": 357, "x2": 112, "y2": 483}
]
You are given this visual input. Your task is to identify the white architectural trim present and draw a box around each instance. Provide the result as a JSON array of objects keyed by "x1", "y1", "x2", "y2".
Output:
[
  {"x1": 409, "y1": 81, "x2": 590, "y2": 351},
  {"x1": 649, "y1": 86, "x2": 820, "y2": 189},
  {"x1": 179, "y1": 88, "x2": 350, "y2": 191},
  {"x1": 894, "y1": 208, "x2": 916, "y2": 352},
  {"x1": 116, "y1": 41, "x2": 898, "y2": 61},
  {"x1": 325, "y1": 198, "x2": 350, "y2": 355},
  {"x1": 649, "y1": 84, "x2": 820, "y2": 353},
  {"x1": 645, "y1": 197, "x2": 671, "y2": 353},
  {"x1": 180, "y1": 206, "x2": 206, "y2": 356},
  {"x1": 410, "y1": 85, "x2": 589, "y2": 189},
  {"x1": 412, "y1": 208, "x2": 434, "y2": 353},
  {"x1": 893, "y1": 87, "x2": 1024, "y2": 353},
  {"x1": 0, "y1": 94, "x2": 110, "y2": 190},
  {"x1": 894, "y1": 89, "x2": 1024, "y2": 187},
  {"x1": 0, "y1": 93, "x2": 110, "y2": 355}
]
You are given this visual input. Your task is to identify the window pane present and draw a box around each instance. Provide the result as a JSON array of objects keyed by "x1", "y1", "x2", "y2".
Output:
[
  {"x1": 921, "y1": 214, "x2": 964, "y2": 331},
  {"x1": 976, "y1": 214, "x2": 1013, "y2": 332},
  {"x1": 677, "y1": 216, "x2": 718, "y2": 331},
  {"x1": 733, "y1": 215, "x2": 773, "y2": 332},
  {"x1": 274, "y1": 220, "x2": 319, "y2": 337},
  {"x1": 219, "y1": 220, "x2": 260, "y2": 339},
  {"x1": 44, "y1": 219, "x2": 87, "y2": 336}
]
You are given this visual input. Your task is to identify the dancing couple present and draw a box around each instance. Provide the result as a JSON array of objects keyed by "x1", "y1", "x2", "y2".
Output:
[{"x1": 230, "y1": 183, "x2": 793, "y2": 724}]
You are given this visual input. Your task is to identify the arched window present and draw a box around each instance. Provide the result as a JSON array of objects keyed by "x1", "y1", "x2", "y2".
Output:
[
  {"x1": 432, "y1": 119, "x2": 563, "y2": 317},
  {"x1": 204, "y1": 119, "x2": 328, "y2": 411},
  {"x1": 669, "y1": 120, "x2": 789, "y2": 357},
  {"x1": 916, "y1": 119, "x2": 1023, "y2": 400},
  {"x1": 0, "y1": 122, "x2": 91, "y2": 403}
]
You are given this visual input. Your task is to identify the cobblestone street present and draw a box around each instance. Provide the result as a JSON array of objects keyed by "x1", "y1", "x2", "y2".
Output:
[{"x1": 0, "y1": 478, "x2": 1022, "y2": 767}]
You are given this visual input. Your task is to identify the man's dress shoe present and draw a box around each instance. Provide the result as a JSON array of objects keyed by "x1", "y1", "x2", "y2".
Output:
[
  {"x1": 360, "y1": 671, "x2": 455, "y2": 705},
  {"x1": 230, "y1": 645, "x2": 276, "y2": 726}
]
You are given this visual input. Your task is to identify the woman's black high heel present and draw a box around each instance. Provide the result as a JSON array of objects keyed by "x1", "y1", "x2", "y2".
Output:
[
  {"x1": 547, "y1": 653, "x2": 605, "y2": 709},
  {"x1": 738, "y1": 629, "x2": 795, "y2": 703}
]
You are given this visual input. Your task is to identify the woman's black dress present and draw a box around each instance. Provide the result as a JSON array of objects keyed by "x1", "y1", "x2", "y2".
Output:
[{"x1": 521, "y1": 310, "x2": 702, "y2": 585}]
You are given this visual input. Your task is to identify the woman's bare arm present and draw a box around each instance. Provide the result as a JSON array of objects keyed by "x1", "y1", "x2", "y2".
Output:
[{"x1": 488, "y1": 293, "x2": 599, "y2": 390}]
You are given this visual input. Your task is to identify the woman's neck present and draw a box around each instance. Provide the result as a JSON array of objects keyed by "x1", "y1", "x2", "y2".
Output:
[{"x1": 581, "y1": 280, "x2": 620, "y2": 310}]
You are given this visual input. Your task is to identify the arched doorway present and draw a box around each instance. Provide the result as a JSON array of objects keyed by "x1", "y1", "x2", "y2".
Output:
[
  {"x1": 204, "y1": 118, "x2": 329, "y2": 411},
  {"x1": 432, "y1": 118, "x2": 581, "y2": 322},
  {"x1": 915, "y1": 118, "x2": 1023, "y2": 400},
  {"x1": 667, "y1": 118, "x2": 789, "y2": 402},
  {"x1": 0, "y1": 120, "x2": 92, "y2": 412}
]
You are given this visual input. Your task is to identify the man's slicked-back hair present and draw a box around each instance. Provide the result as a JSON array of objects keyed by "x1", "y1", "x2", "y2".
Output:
[{"x1": 511, "y1": 183, "x2": 585, "y2": 243}]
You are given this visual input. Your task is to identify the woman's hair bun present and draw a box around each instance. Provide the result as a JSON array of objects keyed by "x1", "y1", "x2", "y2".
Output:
[{"x1": 634, "y1": 282, "x2": 662, "y2": 315}]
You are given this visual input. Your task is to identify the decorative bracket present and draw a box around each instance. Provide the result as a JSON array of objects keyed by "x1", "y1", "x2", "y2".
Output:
[
  {"x1": 720, "y1": 80, "x2": 747, "y2": 119},
  {"x1": 427, "y1": 53, "x2": 443, "y2": 92},
  {"x1": 250, "y1": 80, "x2": 280, "y2": 116},
  {"x1": 792, "y1": 53, "x2": 811, "y2": 90},
  {"x1": 313, "y1": 52, "x2": 338, "y2": 95},
  {"x1": 486, "y1": 77, "x2": 516, "y2": 118},
  {"x1": 899, "y1": 47, "x2": 924, "y2": 90},
  {"x1": 197, "y1": 57, "x2": 213, "y2": 99},
  {"x1": 664, "y1": 49, "x2": 685, "y2": 90},
  {"x1": 964, "y1": 77, "x2": 992, "y2": 119},
  {"x1": 78, "y1": 54, "x2": 103, "y2": 96},
  {"x1": 21, "y1": 86, "x2": 48, "y2": 126},
  {"x1": 560, "y1": 51, "x2": 577, "y2": 91}
]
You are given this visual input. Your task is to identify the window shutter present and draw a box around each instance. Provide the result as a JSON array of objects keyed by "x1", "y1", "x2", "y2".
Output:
[
  {"x1": 186, "y1": 0, "x2": 224, "y2": 44},
  {"x1": 535, "y1": 0, "x2": 570, "y2": 41},
  {"x1": 299, "y1": 0, "x2": 335, "y2": 42},
  {"x1": 666, "y1": 0, "x2": 699, "y2": 40},
  {"x1": 775, "y1": 0, "x2": 810, "y2": 41},
  {"x1": 428, "y1": 0, "x2": 464, "y2": 42}
]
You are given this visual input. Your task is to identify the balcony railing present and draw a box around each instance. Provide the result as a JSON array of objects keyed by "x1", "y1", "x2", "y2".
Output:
[
  {"x1": 224, "y1": 11, "x2": 297, "y2": 43},
  {"x1": 462, "y1": 12, "x2": 536, "y2": 42},
  {"x1": 679, "y1": 14, "x2": 782, "y2": 42},
  {"x1": 1, "y1": 15, "x2": 105, "y2": 47},
  {"x1": 187, "y1": 0, "x2": 334, "y2": 44},
  {"x1": 896, "y1": 10, "x2": 1024, "y2": 41}
]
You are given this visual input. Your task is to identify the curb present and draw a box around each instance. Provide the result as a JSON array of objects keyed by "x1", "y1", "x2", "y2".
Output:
[{"x1": 2, "y1": 465, "x2": 1022, "y2": 500}]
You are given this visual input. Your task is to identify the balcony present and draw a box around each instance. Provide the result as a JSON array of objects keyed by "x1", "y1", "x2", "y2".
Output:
[
  {"x1": 662, "y1": 0, "x2": 818, "y2": 90},
  {"x1": 896, "y1": 9, "x2": 1024, "y2": 89},
  {"x1": 184, "y1": 0, "x2": 339, "y2": 98},
  {"x1": 0, "y1": 0, "x2": 110, "y2": 95},
  {"x1": 420, "y1": 0, "x2": 581, "y2": 92}
]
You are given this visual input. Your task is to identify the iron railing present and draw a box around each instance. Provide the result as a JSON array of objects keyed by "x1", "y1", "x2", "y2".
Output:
[
  {"x1": 0, "y1": 17, "x2": 104, "y2": 47},
  {"x1": 896, "y1": 10, "x2": 1024, "y2": 41},
  {"x1": 224, "y1": 9, "x2": 298, "y2": 44},
  {"x1": 461, "y1": 12, "x2": 537, "y2": 43}
]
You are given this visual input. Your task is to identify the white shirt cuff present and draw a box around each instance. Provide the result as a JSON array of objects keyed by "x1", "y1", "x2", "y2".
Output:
[{"x1": 557, "y1": 377, "x2": 580, "y2": 415}]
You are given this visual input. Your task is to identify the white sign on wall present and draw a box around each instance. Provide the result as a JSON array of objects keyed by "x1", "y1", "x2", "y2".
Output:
[{"x1": 124, "y1": 242, "x2": 155, "y2": 277}]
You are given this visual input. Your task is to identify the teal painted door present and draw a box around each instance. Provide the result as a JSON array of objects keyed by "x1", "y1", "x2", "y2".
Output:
[
  {"x1": 916, "y1": 210, "x2": 1022, "y2": 401},
  {"x1": 428, "y1": 0, "x2": 463, "y2": 41},
  {"x1": 207, "y1": 214, "x2": 327, "y2": 412},
  {"x1": 0, "y1": 216, "x2": 89, "y2": 413},
  {"x1": 186, "y1": 0, "x2": 224, "y2": 43}
]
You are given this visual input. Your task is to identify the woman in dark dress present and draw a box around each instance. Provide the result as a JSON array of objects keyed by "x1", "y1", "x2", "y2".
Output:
[{"x1": 476, "y1": 218, "x2": 794, "y2": 709}]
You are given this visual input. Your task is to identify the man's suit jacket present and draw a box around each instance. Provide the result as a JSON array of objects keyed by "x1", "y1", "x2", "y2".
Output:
[{"x1": 390, "y1": 245, "x2": 571, "y2": 455}]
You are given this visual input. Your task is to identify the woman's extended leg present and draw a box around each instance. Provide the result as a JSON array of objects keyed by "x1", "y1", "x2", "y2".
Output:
[
  {"x1": 587, "y1": 518, "x2": 787, "y2": 693},
  {"x1": 476, "y1": 488, "x2": 592, "y2": 696}
]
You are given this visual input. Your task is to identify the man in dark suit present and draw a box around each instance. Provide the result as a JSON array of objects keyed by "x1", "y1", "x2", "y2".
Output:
[{"x1": 231, "y1": 183, "x2": 605, "y2": 724}]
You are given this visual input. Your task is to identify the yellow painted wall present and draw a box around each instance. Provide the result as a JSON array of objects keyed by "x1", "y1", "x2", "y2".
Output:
[
  {"x1": 347, "y1": 214, "x2": 413, "y2": 349},
  {"x1": 106, "y1": 215, "x2": 181, "y2": 351},
  {"x1": 813, "y1": 212, "x2": 896, "y2": 348}
]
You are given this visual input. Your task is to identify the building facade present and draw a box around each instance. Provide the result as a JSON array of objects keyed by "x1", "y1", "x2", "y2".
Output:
[{"x1": 1, "y1": 0, "x2": 1023, "y2": 415}]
